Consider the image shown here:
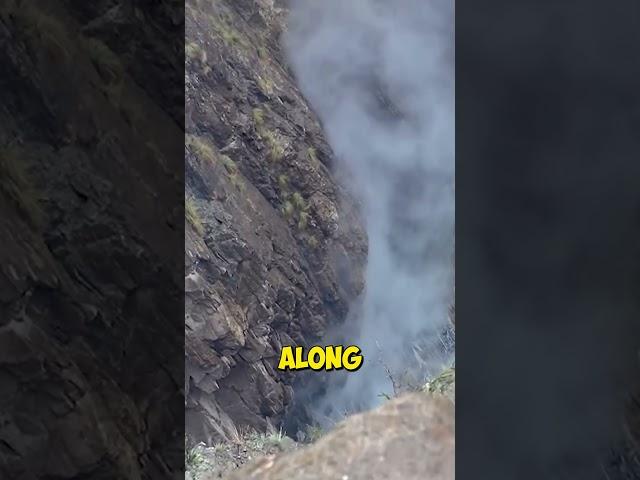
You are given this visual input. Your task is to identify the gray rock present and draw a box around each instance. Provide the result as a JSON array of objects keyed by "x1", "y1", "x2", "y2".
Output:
[{"x1": 184, "y1": 0, "x2": 367, "y2": 443}]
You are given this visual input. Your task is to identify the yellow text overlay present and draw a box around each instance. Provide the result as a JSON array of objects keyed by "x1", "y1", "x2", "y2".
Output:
[{"x1": 277, "y1": 345, "x2": 363, "y2": 371}]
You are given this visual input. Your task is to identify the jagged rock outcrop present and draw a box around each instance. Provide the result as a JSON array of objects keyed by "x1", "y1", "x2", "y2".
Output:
[
  {"x1": 185, "y1": 0, "x2": 367, "y2": 443},
  {"x1": 0, "y1": 1, "x2": 183, "y2": 478},
  {"x1": 217, "y1": 393, "x2": 455, "y2": 480}
]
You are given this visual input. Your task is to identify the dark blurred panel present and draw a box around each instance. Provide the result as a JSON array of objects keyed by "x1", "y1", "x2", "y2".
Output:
[
  {"x1": 0, "y1": 1, "x2": 184, "y2": 478},
  {"x1": 457, "y1": 1, "x2": 640, "y2": 478}
]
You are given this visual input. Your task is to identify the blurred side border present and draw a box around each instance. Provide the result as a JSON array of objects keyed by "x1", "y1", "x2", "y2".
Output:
[{"x1": 0, "y1": 1, "x2": 185, "y2": 478}]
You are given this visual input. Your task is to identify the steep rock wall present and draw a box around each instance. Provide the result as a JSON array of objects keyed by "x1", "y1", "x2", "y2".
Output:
[
  {"x1": 0, "y1": 1, "x2": 184, "y2": 478},
  {"x1": 185, "y1": 0, "x2": 367, "y2": 443}
]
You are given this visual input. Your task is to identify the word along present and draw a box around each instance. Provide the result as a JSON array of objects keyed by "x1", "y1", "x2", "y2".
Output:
[{"x1": 277, "y1": 345, "x2": 363, "y2": 371}]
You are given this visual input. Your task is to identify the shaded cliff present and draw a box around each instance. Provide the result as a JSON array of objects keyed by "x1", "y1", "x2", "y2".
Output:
[
  {"x1": 184, "y1": 0, "x2": 367, "y2": 443},
  {"x1": 0, "y1": 1, "x2": 184, "y2": 478}
]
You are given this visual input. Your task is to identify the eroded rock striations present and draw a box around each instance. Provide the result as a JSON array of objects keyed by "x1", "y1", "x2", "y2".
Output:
[{"x1": 184, "y1": 0, "x2": 367, "y2": 443}]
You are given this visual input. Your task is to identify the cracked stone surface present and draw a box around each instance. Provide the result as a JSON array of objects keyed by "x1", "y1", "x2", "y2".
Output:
[{"x1": 184, "y1": 0, "x2": 367, "y2": 444}]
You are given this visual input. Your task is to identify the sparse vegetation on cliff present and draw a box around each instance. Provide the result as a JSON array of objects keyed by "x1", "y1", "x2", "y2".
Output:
[
  {"x1": 253, "y1": 108, "x2": 286, "y2": 161},
  {"x1": 291, "y1": 191, "x2": 306, "y2": 210},
  {"x1": 281, "y1": 200, "x2": 295, "y2": 218},
  {"x1": 186, "y1": 135, "x2": 216, "y2": 163},
  {"x1": 186, "y1": 429, "x2": 298, "y2": 480},
  {"x1": 423, "y1": 366, "x2": 456, "y2": 397},
  {"x1": 307, "y1": 146, "x2": 319, "y2": 164},
  {"x1": 297, "y1": 211, "x2": 309, "y2": 230},
  {"x1": 184, "y1": 1, "x2": 369, "y2": 473},
  {"x1": 220, "y1": 154, "x2": 238, "y2": 174},
  {"x1": 186, "y1": 197, "x2": 204, "y2": 235}
]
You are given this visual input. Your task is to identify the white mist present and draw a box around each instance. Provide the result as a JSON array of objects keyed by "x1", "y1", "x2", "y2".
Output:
[{"x1": 284, "y1": 0, "x2": 455, "y2": 420}]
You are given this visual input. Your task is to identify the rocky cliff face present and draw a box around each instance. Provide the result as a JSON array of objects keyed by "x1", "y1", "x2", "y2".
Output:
[
  {"x1": 0, "y1": 1, "x2": 183, "y2": 478},
  {"x1": 184, "y1": 0, "x2": 367, "y2": 443}
]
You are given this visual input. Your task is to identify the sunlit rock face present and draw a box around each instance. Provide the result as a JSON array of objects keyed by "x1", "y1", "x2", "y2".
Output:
[{"x1": 184, "y1": 0, "x2": 367, "y2": 443}]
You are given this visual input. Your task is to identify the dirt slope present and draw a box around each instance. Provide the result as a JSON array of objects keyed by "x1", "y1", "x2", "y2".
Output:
[{"x1": 218, "y1": 393, "x2": 455, "y2": 480}]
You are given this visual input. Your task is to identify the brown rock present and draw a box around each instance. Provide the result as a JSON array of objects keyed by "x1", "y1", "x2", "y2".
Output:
[{"x1": 219, "y1": 393, "x2": 454, "y2": 480}]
